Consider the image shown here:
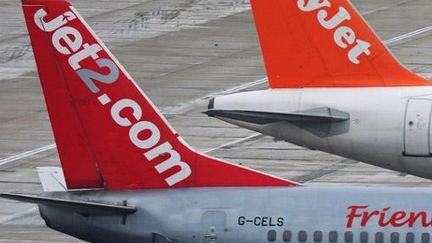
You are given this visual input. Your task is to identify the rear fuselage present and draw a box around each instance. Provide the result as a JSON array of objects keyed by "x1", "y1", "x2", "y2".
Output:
[
  {"x1": 40, "y1": 187, "x2": 432, "y2": 243},
  {"x1": 211, "y1": 87, "x2": 432, "y2": 179}
]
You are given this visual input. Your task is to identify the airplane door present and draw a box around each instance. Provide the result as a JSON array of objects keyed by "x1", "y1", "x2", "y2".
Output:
[
  {"x1": 201, "y1": 211, "x2": 226, "y2": 243},
  {"x1": 404, "y1": 99, "x2": 432, "y2": 156}
]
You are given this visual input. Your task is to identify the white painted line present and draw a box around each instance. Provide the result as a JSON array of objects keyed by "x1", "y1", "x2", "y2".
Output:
[
  {"x1": 0, "y1": 144, "x2": 56, "y2": 166},
  {"x1": 419, "y1": 73, "x2": 432, "y2": 79},
  {"x1": 362, "y1": 7, "x2": 391, "y2": 16},
  {"x1": 0, "y1": 206, "x2": 38, "y2": 224},
  {"x1": 202, "y1": 133, "x2": 262, "y2": 154},
  {"x1": 384, "y1": 25, "x2": 432, "y2": 45},
  {"x1": 1, "y1": 26, "x2": 431, "y2": 167},
  {"x1": 217, "y1": 77, "x2": 268, "y2": 96},
  {"x1": 160, "y1": 77, "x2": 268, "y2": 115}
]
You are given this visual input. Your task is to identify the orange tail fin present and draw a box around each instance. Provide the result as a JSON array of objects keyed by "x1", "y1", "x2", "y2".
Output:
[{"x1": 250, "y1": 0, "x2": 431, "y2": 88}]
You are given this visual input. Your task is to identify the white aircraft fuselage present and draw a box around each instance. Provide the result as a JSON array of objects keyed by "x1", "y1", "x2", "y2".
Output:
[{"x1": 209, "y1": 87, "x2": 432, "y2": 179}]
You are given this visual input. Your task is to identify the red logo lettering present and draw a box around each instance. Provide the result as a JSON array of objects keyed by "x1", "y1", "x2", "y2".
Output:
[{"x1": 347, "y1": 205, "x2": 432, "y2": 228}]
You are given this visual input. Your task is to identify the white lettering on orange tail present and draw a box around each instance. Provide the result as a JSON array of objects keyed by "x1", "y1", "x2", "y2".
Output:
[{"x1": 297, "y1": 0, "x2": 372, "y2": 64}]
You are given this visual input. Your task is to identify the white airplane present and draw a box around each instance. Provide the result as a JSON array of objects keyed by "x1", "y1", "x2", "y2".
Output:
[{"x1": 206, "y1": 0, "x2": 432, "y2": 179}]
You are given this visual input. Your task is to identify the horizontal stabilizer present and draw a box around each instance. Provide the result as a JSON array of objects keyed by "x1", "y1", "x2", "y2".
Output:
[
  {"x1": 206, "y1": 107, "x2": 350, "y2": 124},
  {"x1": 0, "y1": 193, "x2": 136, "y2": 216},
  {"x1": 206, "y1": 107, "x2": 350, "y2": 137}
]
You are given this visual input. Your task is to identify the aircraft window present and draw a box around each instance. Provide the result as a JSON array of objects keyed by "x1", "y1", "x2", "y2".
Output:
[
  {"x1": 283, "y1": 231, "x2": 292, "y2": 242},
  {"x1": 313, "y1": 231, "x2": 322, "y2": 242},
  {"x1": 267, "y1": 230, "x2": 276, "y2": 242},
  {"x1": 375, "y1": 232, "x2": 384, "y2": 243},
  {"x1": 360, "y1": 232, "x2": 368, "y2": 243},
  {"x1": 344, "y1": 231, "x2": 354, "y2": 243},
  {"x1": 298, "y1": 231, "x2": 307, "y2": 242},
  {"x1": 329, "y1": 231, "x2": 338, "y2": 242},
  {"x1": 422, "y1": 233, "x2": 430, "y2": 243},
  {"x1": 406, "y1": 232, "x2": 415, "y2": 243},
  {"x1": 391, "y1": 232, "x2": 399, "y2": 243}
]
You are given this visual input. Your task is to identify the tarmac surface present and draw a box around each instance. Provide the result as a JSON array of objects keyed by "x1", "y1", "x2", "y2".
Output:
[{"x1": 0, "y1": 0, "x2": 431, "y2": 241}]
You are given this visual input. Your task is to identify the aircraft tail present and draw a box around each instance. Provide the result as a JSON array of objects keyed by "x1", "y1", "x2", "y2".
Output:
[
  {"x1": 22, "y1": 0, "x2": 298, "y2": 190},
  {"x1": 250, "y1": 0, "x2": 431, "y2": 88}
]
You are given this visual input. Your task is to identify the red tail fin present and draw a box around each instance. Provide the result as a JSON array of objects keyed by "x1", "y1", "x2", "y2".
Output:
[
  {"x1": 22, "y1": 0, "x2": 297, "y2": 189},
  {"x1": 250, "y1": 0, "x2": 431, "y2": 88}
]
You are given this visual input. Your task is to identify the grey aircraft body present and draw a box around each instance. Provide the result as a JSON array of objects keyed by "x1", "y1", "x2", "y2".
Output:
[
  {"x1": 5, "y1": 187, "x2": 432, "y2": 243},
  {"x1": 2, "y1": 0, "x2": 432, "y2": 243}
]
